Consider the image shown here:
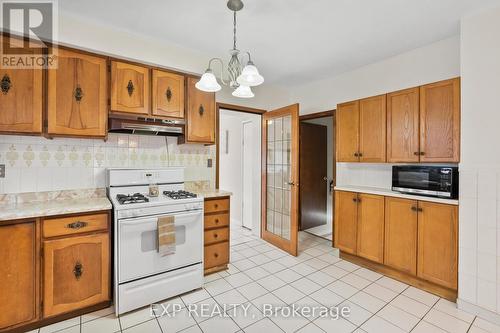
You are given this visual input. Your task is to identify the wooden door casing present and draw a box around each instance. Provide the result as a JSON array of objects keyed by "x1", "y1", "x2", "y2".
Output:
[
  {"x1": 356, "y1": 193, "x2": 385, "y2": 263},
  {"x1": 0, "y1": 220, "x2": 39, "y2": 330},
  {"x1": 359, "y1": 95, "x2": 387, "y2": 162},
  {"x1": 334, "y1": 191, "x2": 358, "y2": 254},
  {"x1": 417, "y1": 201, "x2": 458, "y2": 289},
  {"x1": 152, "y1": 69, "x2": 185, "y2": 118},
  {"x1": 0, "y1": 36, "x2": 43, "y2": 134},
  {"x1": 43, "y1": 233, "x2": 110, "y2": 317},
  {"x1": 47, "y1": 48, "x2": 108, "y2": 137},
  {"x1": 419, "y1": 78, "x2": 460, "y2": 163},
  {"x1": 384, "y1": 197, "x2": 418, "y2": 275},
  {"x1": 387, "y1": 88, "x2": 420, "y2": 162},
  {"x1": 185, "y1": 77, "x2": 216, "y2": 144},
  {"x1": 336, "y1": 101, "x2": 359, "y2": 162},
  {"x1": 111, "y1": 61, "x2": 150, "y2": 115}
]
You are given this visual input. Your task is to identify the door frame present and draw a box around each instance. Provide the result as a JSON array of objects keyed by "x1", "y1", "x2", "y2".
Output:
[
  {"x1": 298, "y1": 109, "x2": 336, "y2": 246},
  {"x1": 241, "y1": 120, "x2": 253, "y2": 229}
]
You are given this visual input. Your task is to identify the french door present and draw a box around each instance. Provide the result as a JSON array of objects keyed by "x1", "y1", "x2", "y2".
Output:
[{"x1": 261, "y1": 104, "x2": 299, "y2": 256}]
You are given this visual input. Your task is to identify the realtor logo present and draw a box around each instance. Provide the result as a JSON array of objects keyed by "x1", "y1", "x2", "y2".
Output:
[{"x1": 0, "y1": 0, "x2": 58, "y2": 69}]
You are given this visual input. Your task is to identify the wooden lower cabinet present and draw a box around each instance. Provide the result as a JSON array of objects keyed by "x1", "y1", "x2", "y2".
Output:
[
  {"x1": 356, "y1": 194, "x2": 385, "y2": 263},
  {"x1": 334, "y1": 191, "x2": 358, "y2": 254},
  {"x1": 204, "y1": 197, "x2": 230, "y2": 274}
]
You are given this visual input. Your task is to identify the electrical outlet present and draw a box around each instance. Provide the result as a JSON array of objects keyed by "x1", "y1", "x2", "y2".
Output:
[
  {"x1": 0, "y1": 164, "x2": 5, "y2": 178},
  {"x1": 207, "y1": 159, "x2": 213, "y2": 168}
]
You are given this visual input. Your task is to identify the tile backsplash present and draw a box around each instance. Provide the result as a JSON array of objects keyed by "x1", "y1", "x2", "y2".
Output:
[{"x1": 0, "y1": 134, "x2": 215, "y2": 194}]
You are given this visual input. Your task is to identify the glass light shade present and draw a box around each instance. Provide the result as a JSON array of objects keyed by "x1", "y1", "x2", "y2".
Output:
[
  {"x1": 232, "y1": 85, "x2": 254, "y2": 98},
  {"x1": 195, "y1": 70, "x2": 222, "y2": 92},
  {"x1": 237, "y1": 63, "x2": 264, "y2": 87}
]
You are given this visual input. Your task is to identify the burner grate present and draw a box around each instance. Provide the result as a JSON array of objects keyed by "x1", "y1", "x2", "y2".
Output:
[
  {"x1": 163, "y1": 190, "x2": 197, "y2": 200},
  {"x1": 116, "y1": 193, "x2": 149, "y2": 205}
]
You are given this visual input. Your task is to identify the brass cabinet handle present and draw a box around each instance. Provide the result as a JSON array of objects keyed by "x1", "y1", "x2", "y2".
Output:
[
  {"x1": 414, "y1": 152, "x2": 420, "y2": 156},
  {"x1": 199, "y1": 104, "x2": 205, "y2": 116},
  {"x1": 1, "y1": 74, "x2": 12, "y2": 94},
  {"x1": 214, "y1": 219, "x2": 219, "y2": 224},
  {"x1": 411, "y1": 206, "x2": 418, "y2": 211},
  {"x1": 214, "y1": 204, "x2": 218, "y2": 208},
  {"x1": 214, "y1": 253, "x2": 219, "y2": 258},
  {"x1": 214, "y1": 233, "x2": 218, "y2": 238},
  {"x1": 74, "y1": 85, "x2": 84, "y2": 102},
  {"x1": 352, "y1": 198, "x2": 357, "y2": 202},
  {"x1": 127, "y1": 80, "x2": 134, "y2": 96},
  {"x1": 354, "y1": 152, "x2": 359, "y2": 157},
  {"x1": 66, "y1": 221, "x2": 88, "y2": 230},
  {"x1": 358, "y1": 152, "x2": 363, "y2": 157},
  {"x1": 166, "y1": 87, "x2": 172, "y2": 101},
  {"x1": 419, "y1": 152, "x2": 425, "y2": 156},
  {"x1": 73, "y1": 262, "x2": 83, "y2": 280},
  {"x1": 417, "y1": 207, "x2": 423, "y2": 212}
]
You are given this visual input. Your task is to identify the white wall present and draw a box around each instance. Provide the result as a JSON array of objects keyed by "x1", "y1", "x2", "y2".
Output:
[
  {"x1": 291, "y1": 36, "x2": 461, "y2": 115},
  {"x1": 219, "y1": 110, "x2": 261, "y2": 236},
  {"x1": 457, "y1": 5, "x2": 500, "y2": 322}
]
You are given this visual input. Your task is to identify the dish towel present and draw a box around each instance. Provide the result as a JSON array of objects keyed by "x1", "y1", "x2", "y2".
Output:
[{"x1": 158, "y1": 216, "x2": 176, "y2": 256}]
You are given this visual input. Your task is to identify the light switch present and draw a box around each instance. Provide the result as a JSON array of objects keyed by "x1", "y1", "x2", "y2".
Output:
[
  {"x1": 207, "y1": 159, "x2": 213, "y2": 168},
  {"x1": 0, "y1": 164, "x2": 4, "y2": 178}
]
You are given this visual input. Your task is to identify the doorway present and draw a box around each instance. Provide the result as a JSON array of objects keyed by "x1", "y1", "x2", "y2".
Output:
[{"x1": 299, "y1": 111, "x2": 335, "y2": 241}]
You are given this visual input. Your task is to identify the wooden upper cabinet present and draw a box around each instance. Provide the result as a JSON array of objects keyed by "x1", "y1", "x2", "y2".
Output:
[
  {"x1": 387, "y1": 88, "x2": 420, "y2": 163},
  {"x1": 47, "y1": 49, "x2": 107, "y2": 137},
  {"x1": 0, "y1": 36, "x2": 43, "y2": 134},
  {"x1": 0, "y1": 221, "x2": 39, "y2": 330},
  {"x1": 336, "y1": 100, "x2": 359, "y2": 162},
  {"x1": 43, "y1": 233, "x2": 110, "y2": 317},
  {"x1": 334, "y1": 191, "x2": 358, "y2": 254},
  {"x1": 356, "y1": 193, "x2": 385, "y2": 263},
  {"x1": 359, "y1": 95, "x2": 386, "y2": 162},
  {"x1": 152, "y1": 69, "x2": 185, "y2": 118},
  {"x1": 420, "y1": 78, "x2": 460, "y2": 162},
  {"x1": 417, "y1": 202, "x2": 458, "y2": 290},
  {"x1": 384, "y1": 197, "x2": 418, "y2": 275},
  {"x1": 111, "y1": 61, "x2": 150, "y2": 115},
  {"x1": 185, "y1": 76, "x2": 215, "y2": 144}
]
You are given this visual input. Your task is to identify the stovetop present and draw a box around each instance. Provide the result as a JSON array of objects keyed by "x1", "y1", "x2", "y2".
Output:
[
  {"x1": 163, "y1": 190, "x2": 197, "y2": 200},
  {"x1": 116, "y1": 193, "x2": 150, "y2": 205}
]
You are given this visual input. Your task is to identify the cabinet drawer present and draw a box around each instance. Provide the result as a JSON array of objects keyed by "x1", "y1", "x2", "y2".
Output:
[
  {"x1": 204, "y1": 198, "x2": 229, "y2": 214},
  {"x1": 204, "y1": 242, "x2": 229, "y2": 269},
  {"x1": 204, "y1": 227, "x2": 229, "y2": 245},
  {"x1": 204, "y1": 213, "x2": 229, "y2": 229},
  {"x1": 43, "y1": 213, "x2": 108, "y2": 238}
]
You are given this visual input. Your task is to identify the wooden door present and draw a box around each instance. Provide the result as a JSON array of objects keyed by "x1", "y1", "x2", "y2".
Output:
[
  {"x1": 300, "y1": 122, "x2": 328, "y2": 231},
  {"x1": 384, "y1": 197, "x2": 418, "y2": 275},
  {"x1": 334, "y1": 191, "x2": 358, "y2": 254},
  {"x1": 356, "y1": 194, "x2": 385, "y2": 263},
  {"x1": 152, "y1": 69, "x2": 185, "y2": 118},
  {"x1": 185, "y1": 77, "x2": 216, "y2": 144},
  {"x1": 419, "y1": 78, "x2": 460, "y2": 162},
  {"x1": 0, "y1": 36, "x2": 43, "y2": 134},
  {"x1": 47, "y1": 48, "x2": 108, "y2": 137},
  {"x1": 262, "y1": 104, "x2": 299, "y2": 255},
  {"x1": 387, "y1": 88, "x2": 420, "y2": 162},
  {"x1": 359, "y1": 94, "x2": 387, "y2": 162},
  {"x1": 111, "y1": 61, "x2": 150, "y2": 115},
  {"x1": 0, "y1": 221, "x2": 39, "y2": 330},
  {"x1": 336, "y1": 100, "x2": 359, "y2": 162},
  {"x1": 43, "y1": 233, "x2": 110, "y2": 317},
  {"x1": 417, "y1": 202, "x2": 458, "y2": 289}
]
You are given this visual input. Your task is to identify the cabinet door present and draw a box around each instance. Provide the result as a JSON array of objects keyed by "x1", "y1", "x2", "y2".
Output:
[
  {"x1": 47, "y1": 48, "x2": 108, "y2": 137},
  {"x1": 0, "y1": 36, "x2": 43, "y2": 134},
  {"x1": 186, "y1": 77, "x2": 215, "y2": 144},
  {"x1": 152, "y1": 69, "x2": 185, "y2": 118},
  {"x1": 384, "y1": 197, "x2": 418, "y2": 275},
  {"x1": 387, "y1": 88, "x2": 420, "y2": 162},
  {"x1": 417, "y1": 202, "x2": 458, "y2": 289},
  {"x1": 334, "y1": 191, "x2": 358, "y2": 254},
  {"x1": 420, "y1": 78, "x2": 460, "y2": 162},
  {"x1": 359, "y1": 95, "x2": 386, "y2": 162},
  {"x1": 111, "y1": 61, "x2": 150, "y2": 115},
  {"x1": 43, "y1": 233, "x2": 110, "y2": 317},
  {"x1": 0, "y1": 221, "x2": 39, "y2": 330},
  {"x1": 336, "y1": 100, "x2": 359, "y2": 162},
  {"x1": 356, "y1": 194, "x2": 385, "y2": 263}
]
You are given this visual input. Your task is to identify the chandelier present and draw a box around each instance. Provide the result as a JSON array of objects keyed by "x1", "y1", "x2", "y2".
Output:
[{"x1": 195, "y1": 0, "x2": 264, "y2": 98}]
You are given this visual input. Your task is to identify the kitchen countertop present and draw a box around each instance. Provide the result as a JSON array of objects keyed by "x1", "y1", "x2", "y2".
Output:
[
  {"x1": 194, "y1": 189, "x2": 233, "y2": 199},
  {"x1": 334, "y1": 185, "x2": 459, "y2": 205},
  {"x1": 0, "y1": 189, "x2": 112, "y2": 221}
]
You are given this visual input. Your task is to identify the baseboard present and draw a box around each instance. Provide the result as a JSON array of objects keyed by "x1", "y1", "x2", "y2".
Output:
[{"x1": 457, "y1": 298, "x2": 500, "y2": 326}]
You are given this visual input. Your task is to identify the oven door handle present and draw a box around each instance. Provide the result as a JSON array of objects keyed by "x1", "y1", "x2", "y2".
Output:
[{"x1": 118, "y1": 211, "x2": 203, "y2": 224}]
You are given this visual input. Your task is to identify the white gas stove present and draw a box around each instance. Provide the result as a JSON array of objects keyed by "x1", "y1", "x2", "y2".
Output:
[{"x1": 107, "y1": 168, "x2": 204, "y2": 315}]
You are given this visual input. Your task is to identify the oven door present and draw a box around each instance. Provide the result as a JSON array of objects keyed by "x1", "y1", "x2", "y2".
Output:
[{"x1": 118, "y1": 209, "x2": 203, "y2": 283}]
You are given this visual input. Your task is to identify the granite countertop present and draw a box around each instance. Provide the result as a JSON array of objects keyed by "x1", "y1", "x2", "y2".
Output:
[
  {"x1": 194, "y1": 189, "x2": 233, "y2": 199},
  {"x1": 0, "y1": 189, "x2": 112, "y2": 221},
  {"x1": 334, "y1": 185, "x2": 459, "y2": 205}
]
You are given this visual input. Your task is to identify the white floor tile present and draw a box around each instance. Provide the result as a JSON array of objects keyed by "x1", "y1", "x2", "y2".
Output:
[
  {"x1": 261, "y1": 260, "x2": 287, "y2": 274},
  {"x1": 389, "y1": 294, "x2": 430, "y2": 318},
  {"x1": 353, "y1": 268, "x2": 383, "y2": 282},
  {"x1": 227, "y1": 302, "x2": 264, "y2": 329},
  {"x1": 314, "y1": 316, "x2": 357, "y2": 333},
  {"x1": 232, "y1": 259, "x2": 257, "y2": 271},
  {"x1": 335, "y1": 260, "x2": 361, "y2": 272},
  {"x1": 291, "y1": 277, "x2": 322, "y2": 294},
  {"x1": 157, "y1": 308, "x2": 197, "y2": 333},
  {"x1": 236, "y1": 281, "x2": 269, "y2": 300},
  {"x1": 291, "y1": 262, "x2": 317, "y2": 276},
  {"x1": 224, "y1": 272, "x2": 253, "y2": 288},
  {"x1": 81, "y1": 314, "x2": 121, "y2": 333},
  {"x1": 122, "y1": 319, "x2": 162, "y2": 333},
  {"x1": 274, "y1": 268, "x2": 303, "y2": 283},
  {"x1": 361, "y1": 315, "x2": 405, "y2": 333},
  {"x1": 377, "y1": 305, "x2": 419, "y2": 331},
  {"x1": 251, "y1": 293, "x2": 286, "y2": 313},
  {"x1": 181, "y1": 288, "x2": 212, "y2": 305},
  {"x1": 119, "y1": 307, "x2": 155, "y2": 329},
  {"x1": 296, "y1": 323, "x2": 325, "y2": 333},
  {"x1": 339, "y1": 300, "x2": 373, "y2": 326},
  {"x1": 411, "y1": 320, "x2": 447, "y2": 332},
  {"x1": 243, "y1": 318, "x2": 283, "y2": 333},
  {"x1": 340, "y1": 273, "x2": 372, "y2": 290},
  {"x1": 308, "y1": 270, "x2": 337, "y2": 286},
  {"x1": 40, "y1": 316, "x2": 81, "y2": 333},
  {"x1": 243, "y1": 266, "x2": 270, "y2": 280},
  {"x1": 316, "y1": 253, "x2": 341, "y2": 265},
  {"x1": 198, "y1": 315, "x2": 239, "y2": 333},
  {"x1": 423, "y1": 308, "x2": 471, "y2": 333},
  {"x1": 349, "y1": 291, "x2": 387, "y2": 313},
  {"x1": 264, "y1": 249, "x2": 288, "y2": 260},
  {"x1": 472, "y1": 317, "x2": 500, "y2": 332},
  {"x1": 303, "y1": 258, "x2": 330, "y2": 270},
  {"x1": 81, "y1": 306, "x2": 115, "y2": 323},
  {"x1": 248, "y1": 253, "x2": 273, "y2": 265},
  {"x1": 402, "y1": 287, "x2": 439, "y2": 307},
  {"x1": 293, "y1": 296, "x2": 324, "y2": 320},
  {"x1": 310, "y1": 287, "x2": 345, "y2": 307},
  {"x1": 269, "y1": 310, "x2": 310, "y2": 333},
  {"x1": 327, "y1": 280, "x2": 360, "y2": 299},
  {"x1": 205, "y1": 278, "x2": 234, "y2": 296},
  {"x1": 321, "y1": 265, "x2": 350, "y2": 279},
  {"x1": 433, "y1": 298, "x2": 475, "y2": 323},
  {"x1": 189, "y1": 297, "x2": 219, "y2": 323},
  {"x1": 214, "y1": 289, "x2": 248, "y2": 309},
  {"x1": 362, "y1": 283, "x2": 398, "y2": 302},
  {"x1": 256, "y1": 275, "x2": 287, "y2": 291},
  {"x1": 374, "y1": 277, "x2": 408, "y2": 294},
  {"x1": 272, "y1": 285, "x2": 306, "y2": 304},
  {"x1": 178, "y1": 325, "x2": 203, "y2": 333}
]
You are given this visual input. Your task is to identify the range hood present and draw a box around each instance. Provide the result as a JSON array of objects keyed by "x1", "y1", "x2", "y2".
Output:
[{"x1": 108, "y1": 116, "x2": 184, "y2": 136}]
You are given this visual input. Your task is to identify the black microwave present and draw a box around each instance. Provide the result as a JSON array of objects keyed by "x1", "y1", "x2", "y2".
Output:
[{"x1": 392, "y1": 165, "x2": 458, "y2": 199}]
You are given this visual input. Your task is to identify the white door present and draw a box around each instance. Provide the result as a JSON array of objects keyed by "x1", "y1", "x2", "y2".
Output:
[{"x1": 242, "y1": 121, "x2": 253, "y2": 229}]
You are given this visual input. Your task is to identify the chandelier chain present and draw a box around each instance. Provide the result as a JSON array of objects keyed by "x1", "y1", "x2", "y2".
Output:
[{"x1": 233, "y1": 11, "x2": 237, "y2": 50}]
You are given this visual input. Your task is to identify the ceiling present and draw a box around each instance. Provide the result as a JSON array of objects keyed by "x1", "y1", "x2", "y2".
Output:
[{"x1": 60, "y1": 0, "x2": 500, "y2": 86}]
